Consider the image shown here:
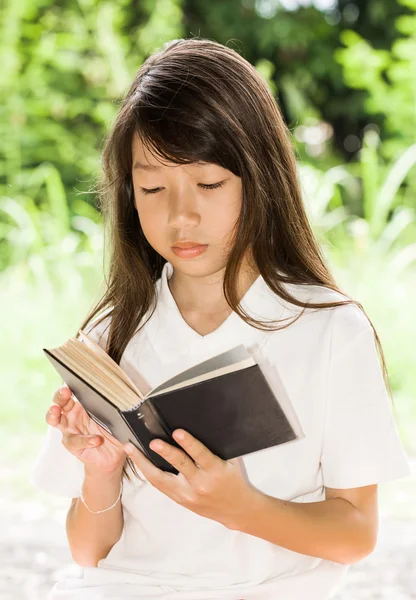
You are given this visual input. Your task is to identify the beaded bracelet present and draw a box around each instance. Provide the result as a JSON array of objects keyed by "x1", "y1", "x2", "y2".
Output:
[{"x1": 80, "y1": 481, "x2": 123, "y2": 514}]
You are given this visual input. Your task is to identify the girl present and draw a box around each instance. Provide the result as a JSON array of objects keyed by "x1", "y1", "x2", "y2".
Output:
[{"x1": 30, "y1": 37, "x2": 410, "y2": 600}]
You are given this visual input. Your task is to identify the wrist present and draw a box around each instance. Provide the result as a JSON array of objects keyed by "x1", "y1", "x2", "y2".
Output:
[
  {"x1": 80, "y1": 478, "x2": 123, "y2": 515},
  {"x1": 84, "y1": 464, "x2": 124, "y2": 484},
  {"x1": 80, "y1": 466, "x2": 124, "y2": 515},
  {"x1": 227, "y1": 487, "x2": 269, "y2": 532}
]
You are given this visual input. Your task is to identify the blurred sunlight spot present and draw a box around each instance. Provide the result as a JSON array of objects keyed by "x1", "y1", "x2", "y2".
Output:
[
  {"x1": 295, "y1": 120, "x2": 333, "y2": 157},
  {"x1": 343, "y1": 3, "x2": 359, "y2": 23},
  {"x1": 324, "y1": 9, "x2": 341, "y2": 25},
  {"x1": 344, "y1": 134, "x2": 361, "y2": 153},
  {"x1": 255, "y1": 0, "x2": 337, "y2": 16},
  {"x1": 313, "y1": 0, "x2": 337, "y2": 10}
]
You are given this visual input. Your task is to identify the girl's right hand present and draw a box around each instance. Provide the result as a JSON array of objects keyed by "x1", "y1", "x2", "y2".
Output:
[{"x1": 46, "y1": 384, "x2": 127, "y2": 476}]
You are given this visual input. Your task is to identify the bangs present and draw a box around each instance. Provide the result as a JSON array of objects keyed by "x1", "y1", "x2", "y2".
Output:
[{"x1": 130, "y1": 91, "x2": 241, "y2": 177}]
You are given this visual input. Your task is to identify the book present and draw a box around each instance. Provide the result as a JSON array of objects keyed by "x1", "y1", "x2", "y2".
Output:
[{"x1": 43, "y1": 330, "x2": 304, "y2": 475}]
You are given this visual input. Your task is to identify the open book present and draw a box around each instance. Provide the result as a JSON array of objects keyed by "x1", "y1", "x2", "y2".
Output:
[{"x1": 43, "y1": 330, "x2": 304, "y2": 475}]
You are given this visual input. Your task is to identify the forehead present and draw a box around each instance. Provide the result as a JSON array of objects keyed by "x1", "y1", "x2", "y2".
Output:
[{"x1": 131, "y1": 134, "x2": 212, "y2": 172}]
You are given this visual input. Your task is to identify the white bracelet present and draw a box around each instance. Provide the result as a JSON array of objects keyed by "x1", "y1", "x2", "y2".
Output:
[{"x1": 80, "y1": 481, "x2": 123, "y2": 514}]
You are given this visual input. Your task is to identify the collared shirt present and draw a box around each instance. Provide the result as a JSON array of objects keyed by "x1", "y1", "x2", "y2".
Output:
[{"x1": 30, "y1": 261, "x2": 411, "y2": 600}]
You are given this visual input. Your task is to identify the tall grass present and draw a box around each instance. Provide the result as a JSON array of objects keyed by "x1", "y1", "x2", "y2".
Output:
[
  {"x1": 1, "y1": 165, "x2": 104, "y2": 462},
  {"x1": 299, "y1": 130, "x2": 416, "y2": 453}
]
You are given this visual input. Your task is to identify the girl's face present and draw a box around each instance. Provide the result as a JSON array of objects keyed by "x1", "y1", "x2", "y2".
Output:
[{"x1": 131, "y1": 135, "x2": 243, "y2": 276}]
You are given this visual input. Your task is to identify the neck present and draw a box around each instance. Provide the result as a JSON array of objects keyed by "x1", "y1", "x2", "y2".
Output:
[{"x1": 168, "y1": 257, "x2": 260, "y2": 316}]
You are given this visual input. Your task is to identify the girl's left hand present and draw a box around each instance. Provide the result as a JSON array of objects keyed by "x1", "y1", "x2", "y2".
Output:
[{"x1": 123, "y1": 429, "x2": 257, "y2": 530}]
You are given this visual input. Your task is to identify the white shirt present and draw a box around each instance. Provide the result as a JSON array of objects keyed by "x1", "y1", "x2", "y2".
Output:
[{"x1": 30, "y1": 261, "x2": 411, "y2": 600}]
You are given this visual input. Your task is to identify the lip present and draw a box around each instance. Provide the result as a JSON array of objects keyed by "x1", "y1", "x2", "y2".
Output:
[
  {"x1": 171, "y1": 244, "x2": 208, "y2": 259},
  {"x1": 172, "y1": 241, "x2": 205, "y2": 249}
]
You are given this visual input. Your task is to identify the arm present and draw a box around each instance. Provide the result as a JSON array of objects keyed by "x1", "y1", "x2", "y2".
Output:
[
  {"x1": 228, "y1": 484, "x2": 379, "y2": 565},
  {"x1": 67, "y1": 466, "x2": 124, "y2": 567},
  {"x1": 44, "y1": 385, "x2": 128, "y2": 568},
  {"x1": 122, "y1": 430, "x2": 378, "y2": 567}
]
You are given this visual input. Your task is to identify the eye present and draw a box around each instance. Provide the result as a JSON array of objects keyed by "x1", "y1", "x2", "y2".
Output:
[
  {"x1": 140, "y1": 187, "x2": 163, "y2": 195},
  {"x1": 139, "y1": 181, "x2": 225, "y2": 195},
  {"x1": 199, "y1": 182, "x2": 224, "y2": 190}
]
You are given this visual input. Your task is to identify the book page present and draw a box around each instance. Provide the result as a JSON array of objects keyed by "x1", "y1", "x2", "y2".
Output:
[
  {"x1": 150, "y1": 356, "x2": 256, "y2": 397},
  {"x1": 54, "y1": 343, "x2": 135, "y2": 410},
  {"x1": 47, "y1": 337, "x2": 144, "y2": 410},
  {"x1": 78, "y1": 330, "x2": 144, "y2": 398},
  {"x1": 144, "y1": 344, "x2": 251, "y2": 400}
]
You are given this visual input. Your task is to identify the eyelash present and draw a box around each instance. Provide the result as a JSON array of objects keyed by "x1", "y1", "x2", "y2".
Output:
[{"x1": 140, "y1": 182, "x2": 224, "y2": 195}]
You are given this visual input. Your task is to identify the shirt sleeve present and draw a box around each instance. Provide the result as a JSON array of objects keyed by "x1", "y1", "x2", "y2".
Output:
[
  {"x1": 320, "y1": 308, "x2": 411, "y2": 489},
  {"x1": 28, "y1": 425, "x2": 85, "y2": 498},
  {"x1": 29, "y1": 311, "x2": 113, "y2": 498}
]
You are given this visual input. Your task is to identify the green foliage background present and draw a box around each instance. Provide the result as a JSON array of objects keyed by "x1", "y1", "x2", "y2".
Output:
[{"x1": 1, "y1": 0, "x2": 415, "y2": 493}]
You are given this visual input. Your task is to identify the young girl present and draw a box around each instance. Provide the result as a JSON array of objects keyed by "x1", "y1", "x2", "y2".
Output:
[{"x1": 30, "y1": 37, "x2": 410, "y2": 600}]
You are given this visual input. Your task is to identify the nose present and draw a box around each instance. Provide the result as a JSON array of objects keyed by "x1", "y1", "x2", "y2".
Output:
[{"x1": 167, "y1": 191, "x2": 201, "y2": 229}]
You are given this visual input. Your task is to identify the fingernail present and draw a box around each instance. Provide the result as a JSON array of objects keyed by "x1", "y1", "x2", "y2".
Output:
[
  {"x1": 88, "y1": 438, "x2": 97, "y2": 446},
  {"x1": 124, "y1": 443, "x2": 134, "y2": 454}
]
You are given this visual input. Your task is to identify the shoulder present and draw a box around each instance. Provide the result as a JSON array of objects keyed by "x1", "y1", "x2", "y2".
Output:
[{"x1": 279, "y1": 280, "x2": 373, "y2": 342}]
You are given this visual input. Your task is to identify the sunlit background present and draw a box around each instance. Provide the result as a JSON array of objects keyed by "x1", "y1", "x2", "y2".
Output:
[{"x1": 1, "y1": 0, "x2": 415, "y2": 598}]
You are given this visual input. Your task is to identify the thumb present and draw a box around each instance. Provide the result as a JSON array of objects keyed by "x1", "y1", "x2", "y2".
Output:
[{"x1": 63, "y1": 433, "x2": 103, "y2": 451}]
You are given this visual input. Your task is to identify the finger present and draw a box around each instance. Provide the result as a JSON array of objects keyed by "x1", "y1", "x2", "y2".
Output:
[
  {"x1": 172, "y1": 429, "x2": 221, "y2": 472},
  {"x1": 63, "y1": 433, "x2": 103, "y2": 451},
  {"x1": 124, "y1": 442, "x2": 171, "y2": 486},
  {"x1": 53, "y1": 385, "x2": 75, "y2": 413},
  {"x1": 149, "y1": 438, "x2": 199, "y2": 480},
  {"x1": 46, "y1": 403, "x2": 63, "y2": 427}
]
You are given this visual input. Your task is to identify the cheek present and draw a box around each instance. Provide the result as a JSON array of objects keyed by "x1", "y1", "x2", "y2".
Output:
[
  {"x1": 207, "y1": 195, "x2": 241, "y2": 237},
  {"x1": 136, "y1": 201, "x2": 164, "y2": 239}
]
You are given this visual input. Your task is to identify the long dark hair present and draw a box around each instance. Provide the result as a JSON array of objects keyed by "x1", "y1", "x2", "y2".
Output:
[{"x1": 77, "y1": 37, "x2": 392, "y2": 482}]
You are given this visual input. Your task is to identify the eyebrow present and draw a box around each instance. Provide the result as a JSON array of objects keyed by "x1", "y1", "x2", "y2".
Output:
[{"x1": 132, "y1": 161, "x2": 209, "y2": 171}]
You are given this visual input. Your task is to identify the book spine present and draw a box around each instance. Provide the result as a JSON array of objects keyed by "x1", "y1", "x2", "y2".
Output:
[
  {"x1": 138, "y1": 400, "x2": 173, "y2": 444},
  {"x1": 122, "y1": 405, "x2": 179, "y2": 475}
]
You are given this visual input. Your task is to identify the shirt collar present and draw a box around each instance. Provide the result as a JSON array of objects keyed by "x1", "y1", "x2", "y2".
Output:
[{"x1": 145, "y1": 261, "x2": 293, "y2": 364}]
